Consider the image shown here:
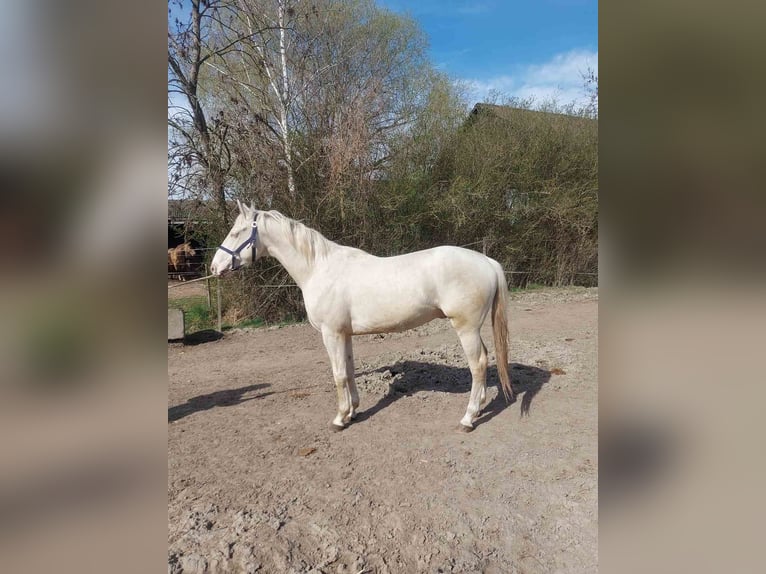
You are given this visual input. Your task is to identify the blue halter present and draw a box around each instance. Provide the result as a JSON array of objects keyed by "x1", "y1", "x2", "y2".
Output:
[{"x1": 217, "y1": 220, "x2": 258, "y2": 271}]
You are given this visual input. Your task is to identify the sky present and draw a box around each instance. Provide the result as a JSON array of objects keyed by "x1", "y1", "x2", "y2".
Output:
[
  {"x1": 169, "y1": 0, "x2": 598, "y2": 113},
  {"x1": 378, "y1": 0, "x2": 598, "y2": 108}
]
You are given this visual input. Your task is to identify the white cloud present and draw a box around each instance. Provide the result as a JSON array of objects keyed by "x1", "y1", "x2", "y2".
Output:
[{"x1": 464, "y1": 49, "x2": 598, "y2": 109}]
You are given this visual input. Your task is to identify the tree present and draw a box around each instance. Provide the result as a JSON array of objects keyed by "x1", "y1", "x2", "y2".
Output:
[
  {"x1": 202, "y1": 0, "x2": 301, "y2": 197},
  {"x1": 169, "y1": 0, "x2": 228, "y2": 224},
  {"x1": 426, "y1": 102, "x2": 598, "y2": 286},
  {"x1": 168, "y1": 0, "x2": 281, "y2": 227},
  {"x1": 582, "y1": 66, "x2": 598, "y2": 119},
  {"x1": 169, "y1": 0, "x2": 463, "y2": 321}
]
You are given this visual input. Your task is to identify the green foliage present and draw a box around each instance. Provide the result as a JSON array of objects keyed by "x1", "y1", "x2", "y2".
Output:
[
  {"x1": 217, "y1": 100, "x2": 596, "y2": 320},
  {"x1": 168, "y1": 296, "x2": 214, "y2": 334},
  {"x1": 426, "y1": 104, "x2": 598, "y2": 286}
]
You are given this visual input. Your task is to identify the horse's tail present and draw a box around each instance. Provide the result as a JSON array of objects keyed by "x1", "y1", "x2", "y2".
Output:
[{"x1": 490, "y1": 260, "x2": 514, "y2": 402}]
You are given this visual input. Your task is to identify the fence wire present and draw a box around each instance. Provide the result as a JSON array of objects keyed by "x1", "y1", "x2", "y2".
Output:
[{"x1": 169, "y1": 238, "x2": 597, "y2": 335}]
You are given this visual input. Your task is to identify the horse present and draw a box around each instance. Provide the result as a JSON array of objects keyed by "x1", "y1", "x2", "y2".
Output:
[
  {"x1": 168, "y1": 242, "x2": 197, "y2": 280},
  {"x1": 210, "y1": 201, "x2": 513, "y2": 432}
]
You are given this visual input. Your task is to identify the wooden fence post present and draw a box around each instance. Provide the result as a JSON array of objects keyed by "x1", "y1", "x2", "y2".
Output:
[
  {"x1": 216, "y1": 278, "x2": 222, "y2": 332},
  {"x1": 205, "y1": 264, "x2": 212, "y2": 308}
]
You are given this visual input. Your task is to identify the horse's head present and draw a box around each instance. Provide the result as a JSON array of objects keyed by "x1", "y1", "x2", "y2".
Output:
[
  {"x1": 182, "y1": 243, "x2": 196, "y2": 256},
  {"x1": 210, "y1": 200, "x2": 263, "y2": 276}
]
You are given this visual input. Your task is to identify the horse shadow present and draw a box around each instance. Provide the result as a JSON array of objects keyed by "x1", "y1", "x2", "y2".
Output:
[
  {"x1": 353, "y1": 361, "x2": 551, "y2": 428},
  {"x1": 168, "y1": 383, "x2": 272, "y2": 422}
]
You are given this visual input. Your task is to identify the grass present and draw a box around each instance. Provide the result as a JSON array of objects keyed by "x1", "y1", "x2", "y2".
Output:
[
  {"x1": 169, "y1": 296, "x2": 302, "y2": 334},
  {"x1": 168, "y1": 296, "x2": 214, "y2": 334}
]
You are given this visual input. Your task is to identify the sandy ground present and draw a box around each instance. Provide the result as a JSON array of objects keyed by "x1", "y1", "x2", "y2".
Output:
[{"x1": 168, "y1": 287, "x2": 598, "y2": 574}]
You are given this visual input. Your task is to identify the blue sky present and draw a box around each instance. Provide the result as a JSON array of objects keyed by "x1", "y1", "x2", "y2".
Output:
[
  {"x1": 169, "y1": 0, "x2": 597, "y2": 111},
  {"x1": 378, "y1": 0, "x2": 598, "y2": 107}
]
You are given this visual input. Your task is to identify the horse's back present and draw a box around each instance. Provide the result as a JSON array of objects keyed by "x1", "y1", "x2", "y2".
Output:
[{"x1": 342, "y1": 245, "x2": 493, "y2": 291}]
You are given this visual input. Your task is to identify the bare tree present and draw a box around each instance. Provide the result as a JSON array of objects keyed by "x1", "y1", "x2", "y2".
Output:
[
  {"x1": 221, "y1": 0, "x2": 299, "y2": 196},
  {"x1": 169, "y1": 0, "x2": 228, "y2": 223},
  {"x1": 168, "y1": 0, "x2": 281, "y2": 225},
  {"x1": 192, "y1": 0, "x2": 432, "y2": 214},
  {"x1": 582, "y1": 66, "x2": 598, "y2": 118}
]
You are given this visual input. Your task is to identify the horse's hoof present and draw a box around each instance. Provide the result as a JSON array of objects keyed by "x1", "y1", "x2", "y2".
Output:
[
  {"x1": 330, "y1": 423, "x2": 346, "y2": 432},
  {"x1": 457, "y1": 424, "x2": 474, "y2": 433}
]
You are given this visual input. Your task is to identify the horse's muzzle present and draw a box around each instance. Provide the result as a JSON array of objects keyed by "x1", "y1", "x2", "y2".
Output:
[{"x1": 210, "y1": 259, "x2": 229, "y2": 277}]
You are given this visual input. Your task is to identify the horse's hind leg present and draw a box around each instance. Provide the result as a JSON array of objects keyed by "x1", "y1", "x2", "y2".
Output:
[
  {"x1": 347, "y1": 378, "x2": 360, "y2": 420},
  {"x1": 453, "y1": 325, "x2": 488, "y2": 431},
  {"x1": 321, "y1": 327, "x2": 355, "y2": 430}
]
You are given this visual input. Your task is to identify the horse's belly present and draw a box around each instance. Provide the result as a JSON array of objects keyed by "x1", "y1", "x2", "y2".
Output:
[{"x1": 350, "y1": 302, "x2": 444, "y2": 335}]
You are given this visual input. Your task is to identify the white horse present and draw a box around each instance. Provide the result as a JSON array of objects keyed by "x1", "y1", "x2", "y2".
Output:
[{"x1": 210, "y1": 201, "x2": 513, "y2": 431}]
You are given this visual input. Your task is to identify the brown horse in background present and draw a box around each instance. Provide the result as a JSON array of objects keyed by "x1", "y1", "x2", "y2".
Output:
[{"x1": 168, "y1": 242, "x2": 197, "y2": 280}]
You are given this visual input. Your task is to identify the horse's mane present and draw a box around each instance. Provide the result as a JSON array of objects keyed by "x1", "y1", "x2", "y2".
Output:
[{"x1": 262, "y1": 211, "x2": 336, "y2": 263}]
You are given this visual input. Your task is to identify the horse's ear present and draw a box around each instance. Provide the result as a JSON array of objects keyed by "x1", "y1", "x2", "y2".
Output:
[{"x1": 236, "y1": 199, "x2": 244, "y2": 214}]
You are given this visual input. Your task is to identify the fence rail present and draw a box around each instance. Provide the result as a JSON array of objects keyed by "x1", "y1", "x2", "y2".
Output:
[
  {"x1": 168, "y1": 270, "x2": 598, "y2": 289},
  {"x1": 169, "y1": 238, "x2": 597, "y2": 335}
]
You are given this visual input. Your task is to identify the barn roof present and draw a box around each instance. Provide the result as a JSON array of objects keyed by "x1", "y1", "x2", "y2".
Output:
[
  {"x1": 468, "y1": 103, "x2": 596, "y2": 125},
  {"x1": 167, "y1": 199, "x2": 213, "y2": 224}
]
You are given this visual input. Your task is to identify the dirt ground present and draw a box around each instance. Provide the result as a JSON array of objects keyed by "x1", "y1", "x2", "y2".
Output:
[
  {"x1": 168, "y1": 287, "x2": 598, "y2": 574},
  {"x1": 168, "y1": 279, "x2": 210, "y2": 300}
]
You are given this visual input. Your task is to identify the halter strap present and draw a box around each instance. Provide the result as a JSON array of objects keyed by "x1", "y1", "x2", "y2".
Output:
[{"x1": 217, "y1": 221, "x2": 258, "y2": 270}]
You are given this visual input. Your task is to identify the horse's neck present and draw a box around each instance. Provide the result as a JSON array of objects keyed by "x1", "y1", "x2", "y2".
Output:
[{"x1": 263, "y1": 231, "x2": 321, "y2": 288}]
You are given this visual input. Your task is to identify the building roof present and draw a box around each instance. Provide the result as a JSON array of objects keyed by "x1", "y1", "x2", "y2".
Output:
[
  {"x1": 167, "y1": 199, "x2": 209, "y2": 223},
  {"x1": 468, "y1": 103, "x2": 596, "y2": 124}
]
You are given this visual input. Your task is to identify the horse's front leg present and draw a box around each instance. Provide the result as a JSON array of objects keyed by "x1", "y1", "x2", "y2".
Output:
[{"x1": 321, "y1": 327, "x2": 355, "y2": 431}]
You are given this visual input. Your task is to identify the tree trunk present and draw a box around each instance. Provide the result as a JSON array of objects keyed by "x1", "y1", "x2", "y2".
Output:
[{"x1": 277, "y1": 0, "x2": 296, "y2": 196}]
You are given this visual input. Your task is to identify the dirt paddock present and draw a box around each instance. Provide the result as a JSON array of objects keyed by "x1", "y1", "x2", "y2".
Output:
[{"x1": 168, "y1": 287, "x2": 598, "y2": 573}]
